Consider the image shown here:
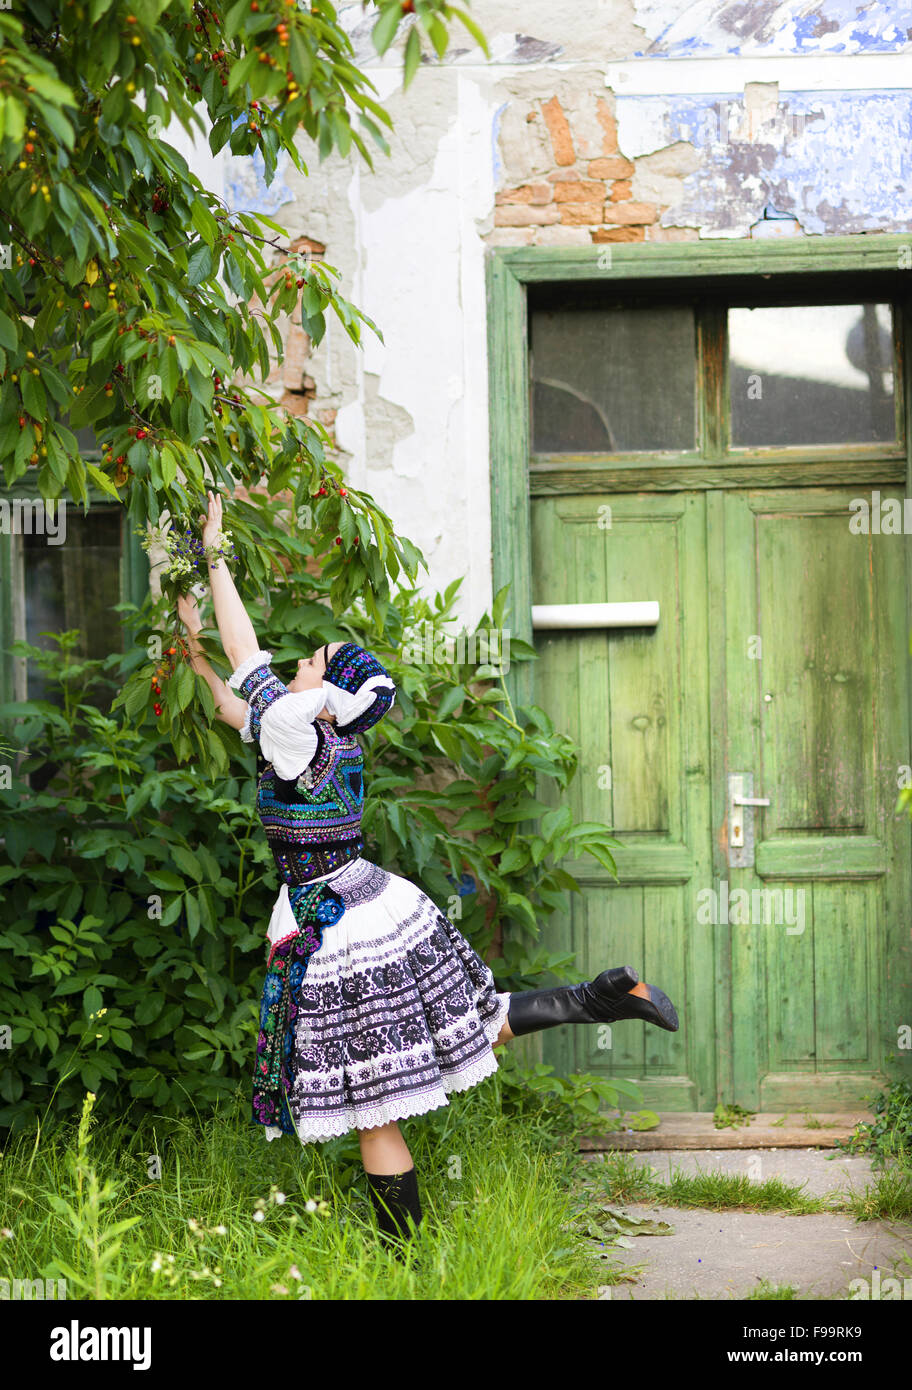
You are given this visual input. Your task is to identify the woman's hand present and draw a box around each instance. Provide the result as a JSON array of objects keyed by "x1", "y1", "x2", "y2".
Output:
[
  {"x1": 177, "y1": 592, "x2": 203, "y2": 635},
  {"x1": 200, "y1": 490, "x2": 222, "y2": 550}
]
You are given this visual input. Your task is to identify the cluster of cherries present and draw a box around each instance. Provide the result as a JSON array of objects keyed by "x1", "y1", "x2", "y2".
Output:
[
  {"x1": 151, "y1": 639, "x2": 189, "y2": 717},
  {"x1": 313, "y1": 476, "x2": 359, "y2": 550}
]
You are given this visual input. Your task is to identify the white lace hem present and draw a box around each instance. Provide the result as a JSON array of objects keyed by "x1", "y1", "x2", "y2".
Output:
[{"x1": 264, "y1": 992, "x2": 513, "y2": 1143}]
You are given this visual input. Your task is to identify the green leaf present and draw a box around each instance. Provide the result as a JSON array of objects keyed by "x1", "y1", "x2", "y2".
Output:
[
  {"x1": 0, "y1": 311, "x2": 18, "y2": 352},
  {"x1": 174, "y1": 661, "x2": 195, "y2": 712},
  {"x1": 172, "y1": 845, "x2": 201, "y2": 880},
  {"x1": 372, "y1": 5, "x2": 402, "y2": 55},
  {"x1": 187, "y1": 242, "x2": 214, "y2": 287},
  {"x1": 83, "y1": 985, "x2": 103, "y2": 1020},
  {"x1": 499, "y1": 846, "x2": 529, "y2": 874},
  {"x1": 497, "y1": 798, "x2": 552, "y2": 824},
  {"x1": 224, "y1": 0, "x2": 249, "y2": 41},
  {"x1": 403, "y1": 26, "x2": 422, "y2": 88},
  {"x1": 85, "y1": 463, "x2": 122, "y2": 501}
]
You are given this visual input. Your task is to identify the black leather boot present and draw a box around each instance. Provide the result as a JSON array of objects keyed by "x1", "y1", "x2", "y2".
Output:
[
  {"x1": 366, "y1": 1166, "x2": 423, "y2": 1258},
  {"x1": 506, "y1": 965, "x2": 679, "y2": 1036}
]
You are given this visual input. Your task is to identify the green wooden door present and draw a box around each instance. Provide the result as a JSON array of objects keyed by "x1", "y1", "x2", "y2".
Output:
[
  {"x1": 719, "y1": 486, "x2": 911, "y2": 1110},
  {"x1": 530, "y1": 484, "x2": 911, "y2": 1110}
]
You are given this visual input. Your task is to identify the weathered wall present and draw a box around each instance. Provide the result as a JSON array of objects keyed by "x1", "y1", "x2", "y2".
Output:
[{"x1": 182, "y1": 0, "x2": 912, "y2": 625}]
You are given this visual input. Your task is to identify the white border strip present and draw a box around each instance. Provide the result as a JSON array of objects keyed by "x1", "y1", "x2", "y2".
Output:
[{"x1": 603, "y1": 53, "x2": 912, "y2": 95}]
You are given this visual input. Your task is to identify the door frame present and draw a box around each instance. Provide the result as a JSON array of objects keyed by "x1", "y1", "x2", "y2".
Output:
[{"x1": 486, "y1": 234, "x2": 912, "y2": 1098}]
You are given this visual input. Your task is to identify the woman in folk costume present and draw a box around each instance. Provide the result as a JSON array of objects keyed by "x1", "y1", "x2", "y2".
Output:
[{"x1": 179, "y1": 492, "x2": 680, "y2": 1256}]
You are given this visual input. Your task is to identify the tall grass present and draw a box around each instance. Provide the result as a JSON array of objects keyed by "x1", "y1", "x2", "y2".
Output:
[{"x1": 0, "y1": 1075, "x2": 609, "y2": 1300}]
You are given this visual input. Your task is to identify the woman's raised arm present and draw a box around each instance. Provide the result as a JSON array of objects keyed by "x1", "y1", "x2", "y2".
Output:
[
  {"x1": 177, "y1": 592, "x2": 248, "y2": 731},
  {"x1": 200, "y1": 490, "x2": 260, "y2": 673}
]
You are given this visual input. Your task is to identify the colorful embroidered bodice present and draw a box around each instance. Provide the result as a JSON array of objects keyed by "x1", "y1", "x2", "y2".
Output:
[
  {"x1": 254, "y1": 724, "x2": 366, "y2": 883},
  {"x1": 231, "y1": 643, "x2": 396, "y2": 887}
]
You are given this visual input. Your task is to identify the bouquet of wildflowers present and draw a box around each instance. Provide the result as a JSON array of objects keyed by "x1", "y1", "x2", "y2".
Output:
[{"x1": 137, "y1": 516, "x2": 237, "y2": 596}]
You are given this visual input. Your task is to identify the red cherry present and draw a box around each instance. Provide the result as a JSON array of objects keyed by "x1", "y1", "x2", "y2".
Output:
[
  {"x1": 335, "y1": 536, "x2": 342, "y2": 544},
  {"x1": 153, "y1": 703, "x2": 163, "y2": 715},
  {"x1": 339, "y1": 488, "x2": 347, "y2": 497}
]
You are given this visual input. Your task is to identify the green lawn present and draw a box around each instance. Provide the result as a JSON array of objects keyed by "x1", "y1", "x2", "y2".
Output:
[{"x1": 0, "y1": 1075, "x2": 613, "y2": 1300}]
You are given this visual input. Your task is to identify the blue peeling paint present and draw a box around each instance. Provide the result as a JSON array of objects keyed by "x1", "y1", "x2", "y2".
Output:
[
  {"x1": 491, "y1": 101, "x2": 508, "y2": 186},
  {"x1": 633, "y1": 1, "x2": 912, "y2": 59},
  {"x1": 619, "y1": 90, "x2": 912, "y2": 236}
]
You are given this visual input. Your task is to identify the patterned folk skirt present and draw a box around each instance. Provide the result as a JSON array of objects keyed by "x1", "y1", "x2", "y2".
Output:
[{"x1": 262, "y1": 857, "x2": 513, "y2": 1143}]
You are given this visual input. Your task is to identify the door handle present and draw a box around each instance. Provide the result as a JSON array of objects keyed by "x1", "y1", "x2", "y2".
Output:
[{"x1": 728, "y1": 774, "x2": 769, "y2": 866}]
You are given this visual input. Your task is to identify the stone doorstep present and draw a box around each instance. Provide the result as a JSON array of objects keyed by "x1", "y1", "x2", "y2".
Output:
[{"x1": 579, "y1": 1111, "x2": 876, "y2": 1151}]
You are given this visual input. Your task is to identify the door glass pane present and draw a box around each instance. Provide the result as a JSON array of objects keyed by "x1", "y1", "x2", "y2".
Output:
[
  {"x1": 530, "y1": 305, "x2": 697, "y2": 453},
  {"x1": 22, "y1": 504, "x2": 124, "y2": 707},
  {"x1": 729, "y1": 303, "x2": 895, "y2": 447}
]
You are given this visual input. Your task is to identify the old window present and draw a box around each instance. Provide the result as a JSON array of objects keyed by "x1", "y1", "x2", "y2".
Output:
[{"x1": 529, "y1": 277, "x2": 903, "y2": 462}]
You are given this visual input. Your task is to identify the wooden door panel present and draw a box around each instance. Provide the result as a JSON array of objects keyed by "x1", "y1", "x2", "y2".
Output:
[
  {"x1": 725, "y1": 488, "x2": 910, "y2": 1108},
  {"x1": 530, "y1": 493, "x2": 711, "y2": 1108},
  {"x1": 755, "y1": 497, "x2": 871, "y2": 833}
]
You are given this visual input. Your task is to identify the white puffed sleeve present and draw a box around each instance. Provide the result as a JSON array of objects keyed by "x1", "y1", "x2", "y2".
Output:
[
  {"x1": 227, "y1": 648, "x2": 334, "y2": 781},
  {"x1": 258, "y1": 686, "x2": 334, "y2": 781},
  {"x1": 320, "y1": 675, "x2": 396, "y2": 731}
]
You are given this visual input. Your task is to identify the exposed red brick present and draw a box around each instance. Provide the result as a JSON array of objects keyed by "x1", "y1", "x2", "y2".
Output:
[
  {"x1": 553, "y1": 180, "x2": 606, "y2": 203},
  {"x1": 287, "y1": 235, "x2": 326, "y2": 259},
  {"x1": 486, "y1": 227, "x2": 536, "y2": 246},
  {"x1": 541, "y1": 96, "x2": 575, "y2": 166},
  {"x1": 591, "y1": 225, "x2": 647, "y2": 243},
  {"x1": 282, "y1": 323, "x2": 312, "y2": 391},
  {"x1": 495, "y1": 204, "x2": 561, "y2": 227},
  {"x1": 559, "y1": 203, "x2": 604, "y2": 226},
  {"x1": 496, "y1": 182, "x2": 553, "y2": 204},
  {"x1": 588, "y1": 156, "x2": 635, "y2": 179},
  {"x1": 603, "y1": 201, "x2": 659, "y2": 225},
  {"x1": 278, "y1": 390, "x2": 312, "y2": 417},
  {"x1": 595, "y1": 97, "x2": 619, "y2": 154}
]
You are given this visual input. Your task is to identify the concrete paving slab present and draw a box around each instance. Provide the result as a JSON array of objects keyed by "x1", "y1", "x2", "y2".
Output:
[
  {"x1": 596, "y1": 1205, "x2": 912, "y2": 1300},
  {"x1": 581, "y1": 1147, "x2": 880, "y2": 1199}
]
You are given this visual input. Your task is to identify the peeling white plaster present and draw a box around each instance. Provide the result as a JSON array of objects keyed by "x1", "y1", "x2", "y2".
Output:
[{"x1": 331, "y1": 73, "x2": 498, "y2": 624}]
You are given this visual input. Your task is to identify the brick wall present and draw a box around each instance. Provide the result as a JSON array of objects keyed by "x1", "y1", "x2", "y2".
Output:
[{"x1": 489, "y1": 91, "x2": 699, "y2": 247}]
